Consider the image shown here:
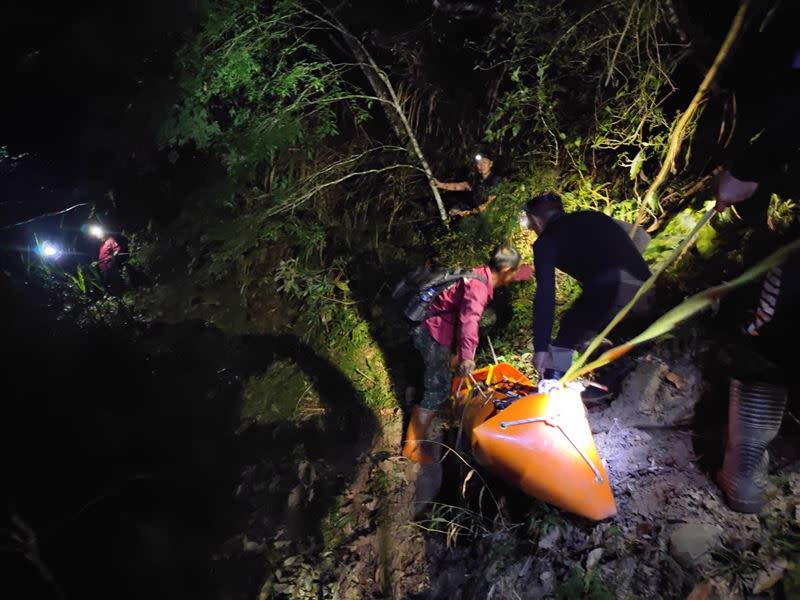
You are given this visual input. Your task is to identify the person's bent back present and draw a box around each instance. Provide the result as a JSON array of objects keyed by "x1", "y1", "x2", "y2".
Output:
[
  {"x1": 521, "y1": 193, "x2": 651, "y2": 377},
  {"x1": 402, "y1": 246, "x2": 531, "y2": 463}
]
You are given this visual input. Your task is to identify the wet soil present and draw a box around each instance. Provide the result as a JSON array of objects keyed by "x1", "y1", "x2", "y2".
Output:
[{"x1": 5, "y1": 273, "x2": 800, "y2": 600}]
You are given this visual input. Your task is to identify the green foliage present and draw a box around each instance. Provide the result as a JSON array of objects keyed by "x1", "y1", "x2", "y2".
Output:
[
  {"x1": 768, "y1": 193, "x2": 800, "y2": 232},
  {"x1": 160, "y1": 0, "x2": 368, "y2": 184},
  {"x1": 273, "y1": 257, "x2": 394, "y2": 411},
  {"x1": 241, "y1": 360, "x2": 319, "y2": 423},
  {"x1": 434, "y1": 169, "x2": 556, "y2": 267},
  {"x1": 321, "y1": 494, "x2": 356, "y2": 552},
  {"x1": 556, "y1": 565, "x2": 613, "y2": 600},
  {"x1": 64, "y1": 264, "x2": 105, "y2": 296},
  {"x1": 644, "y1": 202, "x2": 716, "y2": 266},
  {"x1": 273, "y1": 257, "x2": 351, "y2": 317},
  {"x1": 481, "y1": 0, "x2": 685, "y2": 205}
]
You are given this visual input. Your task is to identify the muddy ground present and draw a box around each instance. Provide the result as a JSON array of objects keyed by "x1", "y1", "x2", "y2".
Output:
[
  {"x1": 4, "y1": 274, "x2": 800, "y2": 600},
  {"x1": 215, "y1": 348, "x2": 800, "y2": 600}
]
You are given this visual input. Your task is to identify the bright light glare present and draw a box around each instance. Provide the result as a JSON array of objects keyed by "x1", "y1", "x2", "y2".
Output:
[
  {"x1": 475, "y1": 154, "x2": 483, "y2": 161},
  {"x1": 89, "y1": 224, "x2": 104, "y2": 238},
  {"x1": 40, "y1": 241, "x2": 60, "y2": 259}
]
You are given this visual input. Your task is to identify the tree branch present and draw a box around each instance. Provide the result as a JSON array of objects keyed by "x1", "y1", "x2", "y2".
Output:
[
  {"x1": 1, "y1": 203, "x2": 90, "y2": 231},
  {"x1": 302, "y1": 5, "x2": 449, "y2": 223},
  {"x1": 631, "y1": 0, "x2": 752, "y2": 232},
  {"x1": 266, "y1": 163, "x2": 424, "y2": 217}
]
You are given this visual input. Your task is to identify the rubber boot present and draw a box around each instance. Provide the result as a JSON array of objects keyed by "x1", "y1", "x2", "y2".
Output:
[
  {"x1": 718, "y1": 379, "x2": 787, "y2": 513},
  {"x1": 402, "y1": 405, "x2": 436, "y2": 464}
]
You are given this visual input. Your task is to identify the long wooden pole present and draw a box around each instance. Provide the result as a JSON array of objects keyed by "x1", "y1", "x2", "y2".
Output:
[{"x1": 631, "y1": 0, "x2": 751, "y2": 232}]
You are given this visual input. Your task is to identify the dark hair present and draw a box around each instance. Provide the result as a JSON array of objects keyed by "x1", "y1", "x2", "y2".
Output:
[
  {"x1": 523, "y1": 192, "x2": 563, "y2": 218},
  {"x1": 488, "y1": 245, "x2": 521, "y2": 272}
]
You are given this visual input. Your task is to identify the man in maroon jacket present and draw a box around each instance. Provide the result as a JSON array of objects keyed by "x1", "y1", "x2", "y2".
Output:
[
  {"x1": 98, "y1": 235, "x2": 121, "y2": 275},
  {"x1": 403, "y1": 246, "x2": 532, "y2": 463}
]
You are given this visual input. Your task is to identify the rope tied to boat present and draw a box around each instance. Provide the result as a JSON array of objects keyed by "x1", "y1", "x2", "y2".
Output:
[{"x1": 499, "y1": 412, "x2": 605, "y2": 484}]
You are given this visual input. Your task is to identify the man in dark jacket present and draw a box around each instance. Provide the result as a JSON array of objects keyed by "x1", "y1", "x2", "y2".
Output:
[
  {"x1": 433, "y1": 152, "x2": 503, "y2": 217},
  {"x1": 521, "y1": 193, "x2": 652, "y2": 379}
]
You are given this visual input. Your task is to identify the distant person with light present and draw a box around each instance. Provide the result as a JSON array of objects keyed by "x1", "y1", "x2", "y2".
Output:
[
  {"x1": 433, "y1": 152, "x2": 502, "y2": 217},
  {"x1": 89, "y1": 224, "x2": 121, "y2": 278}
]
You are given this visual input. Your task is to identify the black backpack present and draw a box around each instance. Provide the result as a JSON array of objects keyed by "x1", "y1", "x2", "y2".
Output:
[{"x1": 391, "y1": 266, "x2": 488, "y2": 322}]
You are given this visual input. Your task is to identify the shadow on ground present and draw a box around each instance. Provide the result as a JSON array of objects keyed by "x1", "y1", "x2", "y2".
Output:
[{"x1": 0, "y1": 278, "x2": 377, "y2": 599}]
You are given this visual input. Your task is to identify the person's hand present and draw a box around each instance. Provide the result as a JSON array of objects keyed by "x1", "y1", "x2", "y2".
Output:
[
  {"x1": 450, "y1": 353, "x2": 460, "y2": 369},
  {"x1": 449, "y1": 208, "x2": 473, "y2": 217},
  {"x1": 713, "y1": 169, "x2": 759, "y2": 212},
  {"x1": 458, "y1": 359, "x2": 476, "y2": 376},
  {"x1": 533, "y1": 351, "x2": 549, "y2": 374}
]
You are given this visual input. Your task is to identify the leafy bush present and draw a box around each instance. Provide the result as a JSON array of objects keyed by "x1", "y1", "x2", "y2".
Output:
[
  {"x1": 273, "y1": 257, "x2": 394, "y2": 410},
  {"x1": 480, "y1": 0, "x2": 687, "y2": 206},
  {"x1": 160, "y1": 0, "x2": 369, "y2": 185}
]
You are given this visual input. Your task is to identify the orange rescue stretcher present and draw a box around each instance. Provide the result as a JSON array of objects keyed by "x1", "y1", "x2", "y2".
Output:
[{"x1": 451, "y1": 363, "x2": 616, "y2": 521}]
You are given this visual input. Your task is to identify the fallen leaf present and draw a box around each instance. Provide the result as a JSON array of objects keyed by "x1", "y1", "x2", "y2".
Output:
[
  {"x1": 685, "y1": 580, "x2": 712, "y2": 600},
  {"x1": 297, "y1": 461, "x2": 309, "y2": 482},
  {"x1": 283, "y1": 555, "x2": 298, "y2": 567},
  {"x1": 287, "y1": 485, "x2": 303, "y2": 509},
  {"x1": 538, "y1": 526, "x2": 561, "y2": 551},
  {"x1": 752, "y1": 560, "x2": 788, "y2": 594},
  {"x1": 637, "y1": 522, "x2": 654, "y2": 536},
  {"x1": 462, "y1": 470, "x2": 476, "y2": 498},
  {"x1": 664, "y1": 371, "x2": 686, "y2": 390},
  {"x1": 586, "y1": 548, "x2": 603, "y2": 570}
]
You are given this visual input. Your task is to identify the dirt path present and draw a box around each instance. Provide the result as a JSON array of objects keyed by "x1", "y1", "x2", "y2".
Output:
[{"x1": 229, "y1": 352, "x2": 800, "y2": 600}]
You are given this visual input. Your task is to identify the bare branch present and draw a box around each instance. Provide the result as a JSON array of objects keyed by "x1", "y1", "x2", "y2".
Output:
[
  {"x1": 267, "y1": 163, "x2": 424, "y2": 217},
  {"x1": 632, "y1": 0, "x2": 752, "y2": 231},
  {"x1": 1, "y1": 203, "x2": 90, "y2": 231},
  {"x1": 301, "y1": 5, "x2": 449, "y2": 223}
]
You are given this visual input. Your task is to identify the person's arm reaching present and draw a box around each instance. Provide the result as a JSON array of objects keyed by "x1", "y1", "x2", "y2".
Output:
[
  {"x1": 475, "y1": 194, "x2": 497, "y2": 213},
  {"x1": 514, "y1": 264, "x2": 534, "y2": 282},
  {"x1": 433, "y1": 178, "x2": 472, "y2": 192}
]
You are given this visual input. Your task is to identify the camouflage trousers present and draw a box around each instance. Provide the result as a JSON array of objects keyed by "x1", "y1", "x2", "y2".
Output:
[{"x1": 411, "y1": 324, "x2": 451, "y2": 410}]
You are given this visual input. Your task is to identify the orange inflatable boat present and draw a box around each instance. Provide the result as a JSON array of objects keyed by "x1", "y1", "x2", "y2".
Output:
[{"x1": 451, "y1": 363, "x2": 616, "y2": 521}]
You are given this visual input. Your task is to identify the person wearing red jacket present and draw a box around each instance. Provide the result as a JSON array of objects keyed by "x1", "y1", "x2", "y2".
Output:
[
  {"x1": 402, "y1": 246, "x2": 532, "y2": 463},
  {"x1": 97, "y1": 235, "x2": 121, "y2": 275}
]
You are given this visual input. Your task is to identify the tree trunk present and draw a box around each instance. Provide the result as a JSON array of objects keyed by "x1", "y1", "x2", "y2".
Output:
[{"x1": 313, "y1": 8, "x2": 449, "y2": 224}]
